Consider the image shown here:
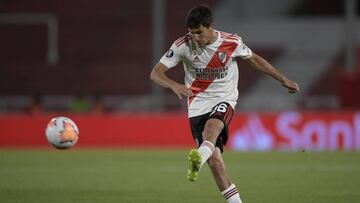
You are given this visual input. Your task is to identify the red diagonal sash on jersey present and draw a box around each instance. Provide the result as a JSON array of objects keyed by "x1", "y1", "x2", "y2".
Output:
[{"x1": 189, "y1": 41, "x2": 238, "y2": 104}]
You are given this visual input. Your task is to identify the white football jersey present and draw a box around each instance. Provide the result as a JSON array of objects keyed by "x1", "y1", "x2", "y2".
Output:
[{"x1": 159, "y1": 30, "x2": 252, "y2": 117}]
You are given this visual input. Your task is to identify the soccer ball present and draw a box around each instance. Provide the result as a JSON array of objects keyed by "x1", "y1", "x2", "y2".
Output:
[{"x1": 45, "y1": 116, "x2": 79, "y2": 149}]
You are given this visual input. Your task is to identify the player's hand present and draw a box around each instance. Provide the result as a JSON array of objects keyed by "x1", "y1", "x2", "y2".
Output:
[
  {"x1": 171, "y1": 83, "x2": 194, "y2": 100},
  {"x1": 282, "y1": 79, "x2": 299, "y2": 94}
]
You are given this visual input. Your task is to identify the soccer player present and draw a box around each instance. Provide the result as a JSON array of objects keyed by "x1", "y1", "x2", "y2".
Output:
[{"x1": 150, "y1": 5, "x2": 299, "y2": 203}]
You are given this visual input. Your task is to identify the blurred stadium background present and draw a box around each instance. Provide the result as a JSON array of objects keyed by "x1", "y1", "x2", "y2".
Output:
[
  {"x1": 0, "y1": 0, "x2": 359, "y2": 150},
  {"x1": 0, "y1": 0, "x2": 360, "y2": 202}
]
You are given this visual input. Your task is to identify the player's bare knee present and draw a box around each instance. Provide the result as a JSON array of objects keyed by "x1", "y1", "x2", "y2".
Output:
[
  {"x1": 202, "y1": 128, "x2": 218, "y2": 143},
  {"x1": 202, "y1": 119, "x2": 224, "y2": 141}
]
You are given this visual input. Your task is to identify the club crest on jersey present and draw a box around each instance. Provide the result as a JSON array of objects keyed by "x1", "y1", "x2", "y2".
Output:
[
  {"x1": 192, "y1": 56, "x2": 200, "y2": 63},
  {"x1": 218, "y1": 51, "x2": 227, "y2": 63},
  {"x1": 166, "y1": 49, "x2": 174, "y2": 58}
]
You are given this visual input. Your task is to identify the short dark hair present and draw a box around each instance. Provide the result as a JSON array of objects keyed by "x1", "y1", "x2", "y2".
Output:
[{"x1": 186, "y1": 5, "x2": 213, "y2": 29}]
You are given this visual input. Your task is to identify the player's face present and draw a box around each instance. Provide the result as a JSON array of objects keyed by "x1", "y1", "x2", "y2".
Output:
[{"x1": 188, "y1": 25, "x2": 214, "y2": 48}]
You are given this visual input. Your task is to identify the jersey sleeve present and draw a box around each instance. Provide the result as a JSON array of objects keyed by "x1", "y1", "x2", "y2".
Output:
[
  {"x1": 233, "y1": 37, "x2": 252, "y2": 59},
  {"x1": 159, "y1": 43, "x2": 183, "y2": 69}
]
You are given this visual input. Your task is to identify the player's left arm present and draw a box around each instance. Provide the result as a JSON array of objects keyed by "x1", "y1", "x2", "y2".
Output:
[{"x1": 245, "y1": 53, "x2": 300, "y2": 94}]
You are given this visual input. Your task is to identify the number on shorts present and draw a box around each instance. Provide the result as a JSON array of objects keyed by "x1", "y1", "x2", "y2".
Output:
[{"x1": 210, "y1": 103, "x2": 228, "y2": 115}]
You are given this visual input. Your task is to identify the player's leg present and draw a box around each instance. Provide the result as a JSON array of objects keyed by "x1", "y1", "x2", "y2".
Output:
[
  {"x1": 187, "y1": 102, "x2": 233, "y2": 181},
  {"x1": 208, "y1": 148, "x2": 243, "y2": 203},
  {"x1": 198, "y1": 117, "x2": 223, "y2": 163},
  {"x1": 207, "y1": 147, "x2": 231, "y2": 190},
  {"x1": 187, "y1": 118, "x2": 223, "y2": 181},
  {"x1": 198, "y1": 102, "x2": 233, "y2": 170}
]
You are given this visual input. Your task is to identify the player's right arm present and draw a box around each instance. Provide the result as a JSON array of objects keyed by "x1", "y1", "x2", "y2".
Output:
[
  {"x1": 150, "y1": 62, "x2": 194, "y2": 100},
  {"x1": 150, "y1": 39, "x2": 194, "y2": 100}
]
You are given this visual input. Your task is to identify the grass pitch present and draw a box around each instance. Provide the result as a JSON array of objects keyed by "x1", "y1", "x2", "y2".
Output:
[{"x1": 0, "y1": 149, "x2": 359, "y2": 203}]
